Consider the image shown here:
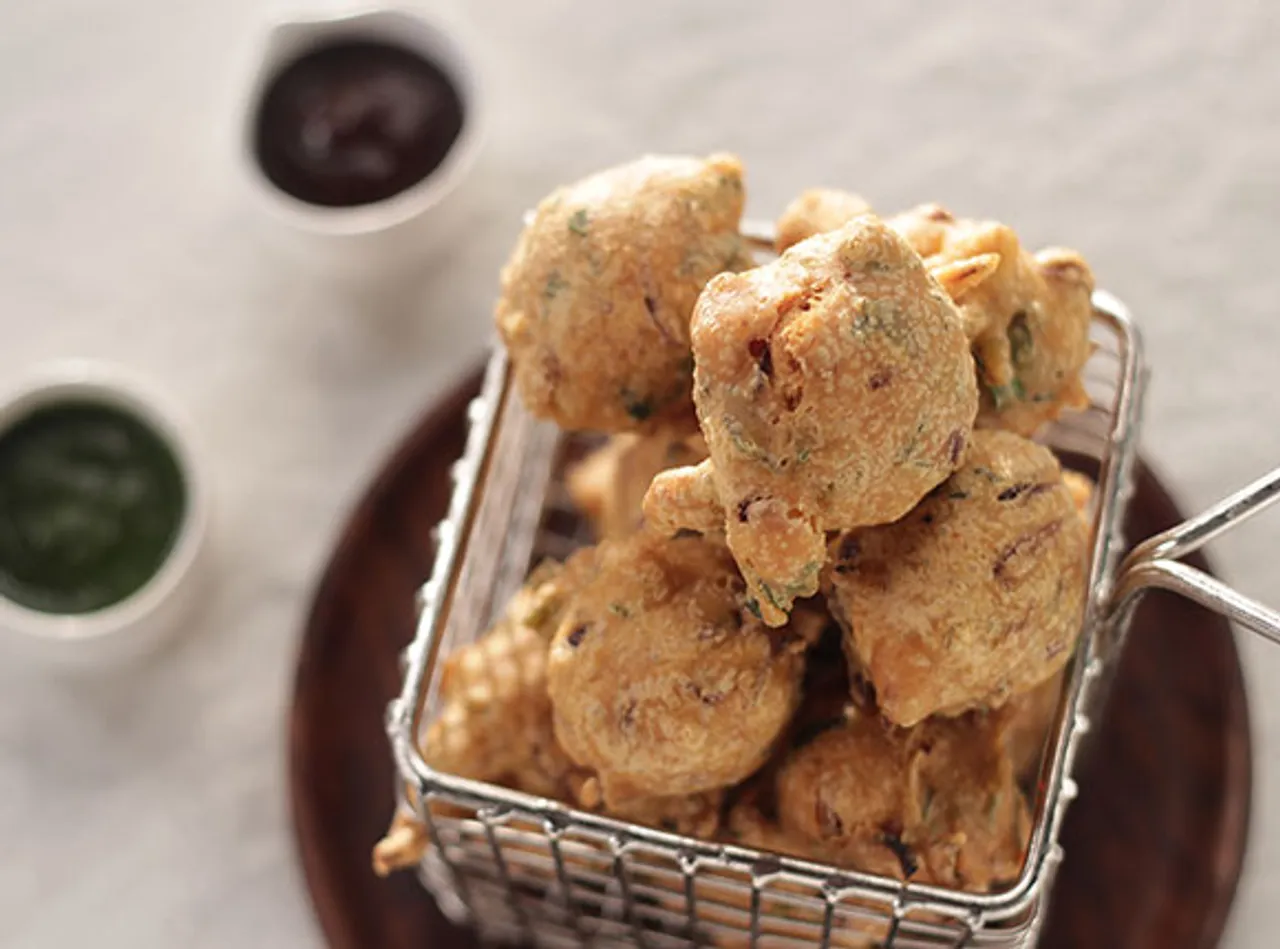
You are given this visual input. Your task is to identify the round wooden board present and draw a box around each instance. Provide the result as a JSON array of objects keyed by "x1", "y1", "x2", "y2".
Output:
[{"x1": 290, "y1": 368, "x2": 1252, "y2": 949}]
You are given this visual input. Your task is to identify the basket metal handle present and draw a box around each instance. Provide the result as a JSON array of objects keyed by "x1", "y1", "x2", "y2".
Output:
[{"x1": 1109, "y1": 465, "x2": 1280, "y2": 645}]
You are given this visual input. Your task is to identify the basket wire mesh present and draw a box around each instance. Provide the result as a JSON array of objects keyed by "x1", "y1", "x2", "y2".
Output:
[{"x1": 386, "y1": 224, "x2": 1280, "y2": 948}]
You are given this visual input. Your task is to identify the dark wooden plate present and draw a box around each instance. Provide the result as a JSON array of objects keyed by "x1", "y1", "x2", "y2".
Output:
[{"x1": 289, "y1": 369, "x2": 1251, "y2": 949}]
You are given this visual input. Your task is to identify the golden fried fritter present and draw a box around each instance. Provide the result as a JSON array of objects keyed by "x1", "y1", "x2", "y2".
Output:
[
  {"x1": 372, "y1": 563, "x2": 581, "y2": 876},
  {"x1": 885, "y1": 202, "x2": 954, "y2": 257},
  {"x1": 567, "y1": 432, "x2": 707, "y2": 540},
  {"x1": 773, "y1": 710, "x2": 1030, "y2": 891},
  {"x1": 996, "y1": 467, "x2": 1089, "y2": 779},
  {"x1": 827, "y1": 429, "x2": 1087, "y2": 726},
  {"x1": 645, "y1": 216, "x2": 978, "y2": 625},
  {"x1": 724, "y1": 792, "x2": 814, "y2": 855},
  {"x1": 905, "y1": 714, "x2": 1032, "y2": 889},
  {"x1": 372, "y1": 810, "x2": 431, "y2": 877},
  {"x1": 773, "y1": 711, "x2": 915, "y2": 876},
  {"x1": 776, "y1": 193, "x2": 1001, "y2": 304},
  {"x1": 775, "y1": 188, "x2": 872, "y2": 253},
  {"x1": 420, "y1": 560, "x2": 580, "y2": 798},
  {"x1": 774, "y1": 198, "x2": 1096, "y2": 435},
  {"x1": 713, "y1": 794, "x2": 892, "y2": 949},
  {"x1": 496, "y1": 154, "x2": 752, "y2": 432},
  {"x1": 546, "y1": 532, "x2": 805, "y2": 804},
  {"x1": 887, "y1": 205, "x2": 1095, "y2": 435}
]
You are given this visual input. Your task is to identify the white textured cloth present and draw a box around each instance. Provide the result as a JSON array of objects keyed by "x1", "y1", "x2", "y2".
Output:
[{"x1": 0, "y1": 1, "x2": 1277, "y2": 946}]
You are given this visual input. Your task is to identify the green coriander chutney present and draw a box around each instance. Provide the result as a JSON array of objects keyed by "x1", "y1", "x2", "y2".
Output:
[{"x1": 0, "y1": 400, "x2": 186, "y2": 614}]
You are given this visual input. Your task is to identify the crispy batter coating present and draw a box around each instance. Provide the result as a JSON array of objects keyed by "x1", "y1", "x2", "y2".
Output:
[
  {"x1": 773, "y1": 198, "x2": 1096, "y2": 436},
  {"x1": 885, "y1": 202, "x2": 954, "y2": 258},
  {"x1": 372, "y1": 563, "x2": 580, "y2": 876},
  {"x1": 773, "y1": 711, "x2": 917, "y2": 875},
  {"x1": 725, "y1": 792, "x2": 815, "y2": 855},
  {"x1": 720, "y1": 711, "x2": 1031, "y2": 892},
  {"x1": 421, "y1": 560, "x2": 580, "y2": 798},
  {"x1": 567, "y1": 432, "x2": 707, "y2": 540},
  {"x1": 710, "y1": 795, "x2": 889, "y2": 949},
  {"x1": 547, "y1": 532, "x2": 805, "y2": 803},
  {"x1": 645, "y1": 216, "x2": 978, "y2": 625},
  {"x1": 827, "y1": 430, "x2": 1087, "y2": 726},
  {"x1": 730, "y1": 774, "x2": 905, "y2": 878},
  {"x1": 773, "y1": 710, "x2": 1030, "y2": 891},
  {"x1": 775, "y1": 195, "x2": 1000, "y2": 307},
  {"x1": 496, "y1": 154, "x2": 752, "y2": 432},
  {"x1": 573, "y1": 775, "x2": 725, "y2": 837},
  {"x1": 997, "y1": 467, "x2": 1091, "y2": 781},
  {"x1": 372, "y1": 810, "x2": 432, "y2": 877},
  {"x1": 998, "y1": 467, "x2": 1089, "y2": 777},
  {"x1": 720, "y1": 613, "x2": 856, "y2": 818},
  {"x1": 887, "y1": 205, "x2": 1095, "y2": 435},
  {"x1": 775, "y1": 188, "x2": 872, "y2": 253}
]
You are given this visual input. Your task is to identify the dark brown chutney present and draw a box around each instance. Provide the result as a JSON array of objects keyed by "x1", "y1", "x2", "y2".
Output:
[{"x1": 253, "y1": 40, "x2": 465, "y2": 207}]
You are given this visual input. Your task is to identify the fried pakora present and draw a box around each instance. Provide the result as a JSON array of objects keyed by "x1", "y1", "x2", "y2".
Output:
[
  {"x1": 774, "y1": 188, "x2": 872, "y2": 253},
  {"x1": 547, "y1": 532, "x2": 805, "y2": 803},
  {"x1": 773, "y1": 709, "x2": 1030, "y2": 891},
  {"x1": 827, "y1": 429, "x2": 1087, "y2": 726},
  {"x1": 776, "y1": 196, "x2": 1096, "y2": 436},
  {"x1": 496, "y1": 154, "x2": 752, "y2": 432},
  {"x1": 645, "y1": 216, "x2": 978, "y2": 625},
  {"x1": 887, "y1": 205, "x2": 1095, "y2": 435}
]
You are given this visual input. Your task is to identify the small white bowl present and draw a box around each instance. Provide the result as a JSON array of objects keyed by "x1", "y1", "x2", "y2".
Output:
[
  {"x1": 236, "y1": 5, "x2": 485, "y2": 270},
  {"x1": 0, "y1": 362, "x2": 210, "y2": 668}
]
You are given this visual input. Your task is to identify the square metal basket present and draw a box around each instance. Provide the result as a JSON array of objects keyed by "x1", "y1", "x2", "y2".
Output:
[{"x1": 386, "y1": 224, "x2": 1280, "y2": 949}]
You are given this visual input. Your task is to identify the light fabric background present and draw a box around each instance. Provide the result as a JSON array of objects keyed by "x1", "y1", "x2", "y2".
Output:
[{"x1": 0, "y1": 1, "x2": 1277, "y2": 946}]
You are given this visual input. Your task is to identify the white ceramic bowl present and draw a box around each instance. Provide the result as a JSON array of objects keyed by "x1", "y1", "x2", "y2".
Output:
[
  {"x1": 236, "y1": 5, "x2": 485, "y2": 270},
  {"x1": 0, "y1": 362, "x2": 210, "y2": 668}
]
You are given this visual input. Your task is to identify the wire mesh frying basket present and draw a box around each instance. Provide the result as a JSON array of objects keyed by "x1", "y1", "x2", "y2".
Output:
[{"x1": 386, "y1": 223, "x2": 1280, "y2": 949}]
